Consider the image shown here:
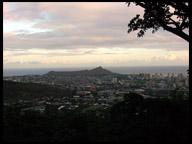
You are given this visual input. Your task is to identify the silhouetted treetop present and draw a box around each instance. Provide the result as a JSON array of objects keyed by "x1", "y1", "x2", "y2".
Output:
[{"x1": 127, "y1": 2, "x2": 189, "y2": 42}]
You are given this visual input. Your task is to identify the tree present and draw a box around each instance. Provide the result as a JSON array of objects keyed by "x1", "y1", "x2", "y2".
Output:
[
  {"x1": 123, "y1": 92, "x2": 144, "y2": 104},
  {"x1": 127, "y1": 2, "x2": 189, "y2": 42}
]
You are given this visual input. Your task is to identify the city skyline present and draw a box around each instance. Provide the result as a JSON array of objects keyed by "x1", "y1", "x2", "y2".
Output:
[{"x1": 3, "y1": 2, "x2": 189, "y2": 69}]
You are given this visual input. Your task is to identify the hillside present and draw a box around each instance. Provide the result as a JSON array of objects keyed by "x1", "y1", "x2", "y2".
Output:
[
  {"x1": 45, "y1": 66, "x2": 118, "y2": 76},
  {"x1": 3, "y1": 80, "x2": 74, "y2": 103}
]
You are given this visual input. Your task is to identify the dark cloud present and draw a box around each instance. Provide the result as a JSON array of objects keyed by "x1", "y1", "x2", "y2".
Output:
[{"x1": 3, "y1": 29, "x2": 188, "y2": 52}]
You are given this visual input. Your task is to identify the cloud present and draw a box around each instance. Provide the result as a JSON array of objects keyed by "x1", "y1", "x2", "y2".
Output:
[
  {"x1": 27, "y1": 61, "x2": 41, "y2": 64},
  {"x1": 12, "y1": 30, "x2": 32, "y2": 34},
  {"x1": 4, "y1": 2, "x2": 188, "y2": 52},
  {"x1": 4, "y1": 48, "x2": 131, "y2": 57},
  {"x1": 168, "y1": 54, "x2": 177, "y2": 61},
  {"x1": 103, "y1": 59, "x2": 120, "y2": 65},
  {"x1": 3, "y1": 2, "x2": 189, "y2": 68},
  {"x1": 6, "y1": 61, "x2": 41, "y2": 64},
  {"x1": 149, "y1": 55, "x2": 188, "y2": 65},
  {"x1": 3, "y1": 28, "x2": 188, "y2": 52},
  {"x1": 3, "y1": 2, "x2": 49, "y2": 23}
]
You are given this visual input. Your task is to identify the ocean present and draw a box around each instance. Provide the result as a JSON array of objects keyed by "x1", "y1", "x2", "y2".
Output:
[{"x1": 3, "y1": 66, "x2": 188, "y2": 77}]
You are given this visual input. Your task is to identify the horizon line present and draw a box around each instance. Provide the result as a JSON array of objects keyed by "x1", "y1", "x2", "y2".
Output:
[{"x1": 3, "y1": 65, "x2": 189, "y2": 70}]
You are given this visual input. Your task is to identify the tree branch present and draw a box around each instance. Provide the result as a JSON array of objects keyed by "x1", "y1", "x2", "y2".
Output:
[
  {"x1": 127, "y1": 2, "x2": 189, "y2": 42},
  {"x1": 160, "y1": 22, "x2": 189, "y2": 42}
]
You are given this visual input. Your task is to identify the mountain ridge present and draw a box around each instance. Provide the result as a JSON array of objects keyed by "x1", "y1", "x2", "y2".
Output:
[{"x1": 45, "y1": 66, "x2": 118, "y2": 76}]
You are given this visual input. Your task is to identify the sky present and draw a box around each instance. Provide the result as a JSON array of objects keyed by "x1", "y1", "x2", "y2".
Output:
[{"x1": 3, "y1": 2, "x2": 189, "y2": 69}]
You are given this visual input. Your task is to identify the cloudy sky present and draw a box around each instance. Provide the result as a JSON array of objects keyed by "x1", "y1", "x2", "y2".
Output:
[{"x1": 3, "y1": 2, "x2": 189, "y2": 69}]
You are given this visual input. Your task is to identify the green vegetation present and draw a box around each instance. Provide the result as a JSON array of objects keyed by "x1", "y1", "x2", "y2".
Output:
[
  {"x1": 114, "y1": 74, "x2": 127, "y2": 80},
  {"x1": 81, "y1": 105, "x2": 103, "y2": 113},
  {"x1": 3, "y1": 81, "x2": 74, "y2": 103},
  {"x1": 3, "y1": 82, "x2": 189, "y2": 142}
]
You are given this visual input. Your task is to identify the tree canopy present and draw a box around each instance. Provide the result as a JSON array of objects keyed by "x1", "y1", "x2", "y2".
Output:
[{"x1": 127, "y1": 2, "x2": 189, "y2": 42}]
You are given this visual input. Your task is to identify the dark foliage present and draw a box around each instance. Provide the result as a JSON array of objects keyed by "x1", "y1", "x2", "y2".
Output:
[
  {"x1": 127, "y1": 2, "x2": 189, "y2": 42},
  {"x1": 3, "y1": 82, "x2": 189, "y2": 142},
  {"x1": 3, "y1": 80, "x2": 74, "y2": 103}
]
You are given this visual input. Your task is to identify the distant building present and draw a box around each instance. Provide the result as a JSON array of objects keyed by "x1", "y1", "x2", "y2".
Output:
[
  {"x1": 139, "y1": 73, "x2": 144, "y2": 78},
  {"x1": 144, "y1": 73, "x2": 150, "y2": 79},
  {"x1": 111, "y1": 78, "x2": 117, "y2": 83},
  {"x1": 178, "y1": 73, "x2": 184, "y2": 81},
  {"x1": 106, "y1": 96, "x2": 123, "y2": 104},
  {"x1": 131, "y1": 78, "x2": 134, "y2": 85},
  {"x1": 175, "y1": 77, "x2": 179, "y2": 83},
  {"x1": 73, "y1": 95, "x2": 80, "y2": 100},
  {"x1": 173, "y1": 83, "x2": 176, "y2": 88},
  {"x1": 134, "y1": 89, "x2": 145, "y2": 94},
  {"x1": 58, "y1": 106, "x2": 65, "y2": 111},
  {"x1": 160, "y1": 73, "x2": 163, "y2": 79},
  {"x1": 147, "y1": 73, "x2": 152, "y2": 79},
  {"x1": 147, "y1": 80, "x2": 154, "y2": 88},
  {"x1": 167, "y1": 73, "x2": 170, "y2": 78},
  {"x1": 20, "y1": 106, "x2": 45, "y2": 115},
  {"x1": 76, "y1": 91, "x2": 91, "y2": 96},
  {"x1": 154, "y1": 73, "x2": 159, "y2": 79},
  {"x1": 185, "y1": 79, "x2": 188, "y2": 87},
  {"x1": 171, "y1": 74, "x2": 175, "y2": 83}
]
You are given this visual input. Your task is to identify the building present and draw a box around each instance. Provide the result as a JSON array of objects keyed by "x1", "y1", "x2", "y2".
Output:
[
  {"x1": 185, "y1": 79, "x2": 189, "y2": 87},
  {"x1": 76, "y1": 91, "x2": 91, "y2": 96},
  {"x1": 167, "y1": 73, "x2": 170, "y2": 78},
  {"x1": 178, "y1": 73, "x2": 184, "y2": 81},
  {"x1": 154, "y1": 73, "x2": 159, "y2": 79},
  {"x1": 134, "y1": 89, "x2": 145, "y2": 94},
  {"x1": 160, "y1": 73, "x2": 163, "y2": 79},
  {"x1": 111, "y1": 78, "x2": 117, "y2": 83}
]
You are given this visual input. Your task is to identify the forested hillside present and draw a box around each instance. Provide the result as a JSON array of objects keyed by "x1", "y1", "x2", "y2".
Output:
[{"x1": 3, "y1": 81, "x2": 74, "y2": 103}]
